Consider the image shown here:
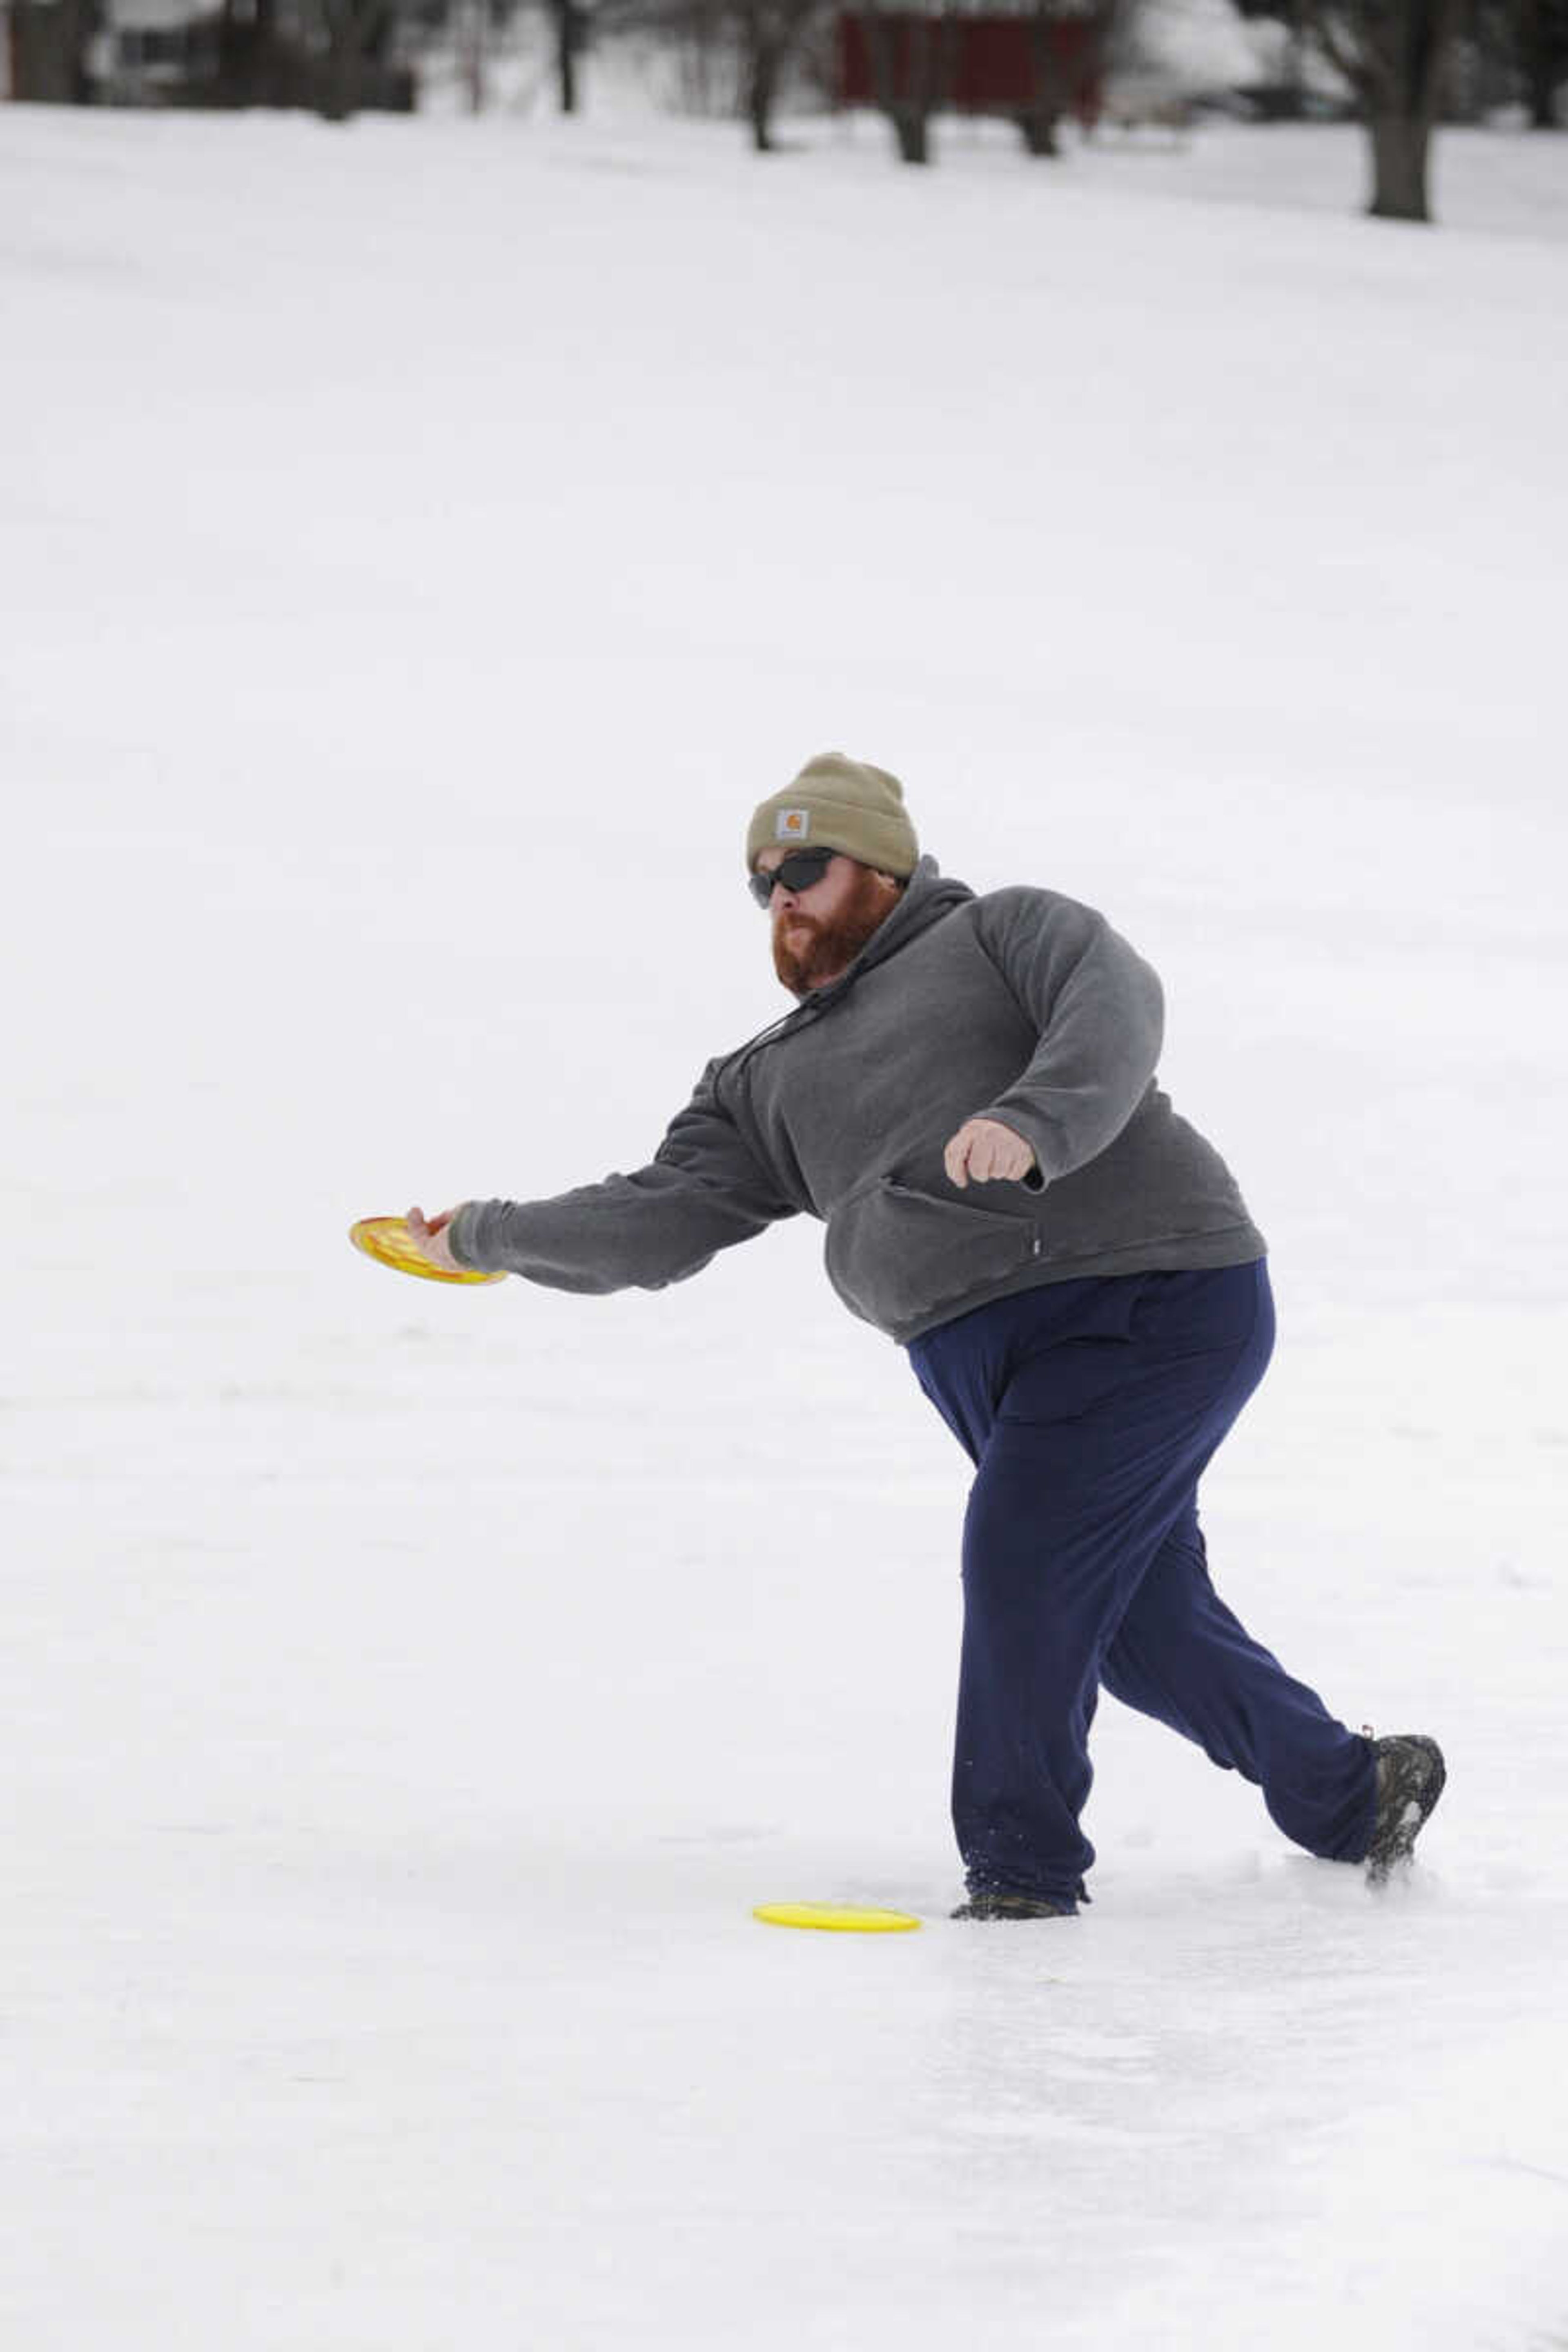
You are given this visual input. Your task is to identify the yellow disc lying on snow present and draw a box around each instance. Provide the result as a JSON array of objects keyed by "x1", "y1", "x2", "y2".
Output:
[{"x1": 753, "y1": 1903, "x2": 921, "y2": 1933}]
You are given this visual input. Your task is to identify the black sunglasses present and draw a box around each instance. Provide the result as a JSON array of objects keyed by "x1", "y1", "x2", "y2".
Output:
[{"x1": 749, "y1": 848, "x2": 836, "y2": 909}]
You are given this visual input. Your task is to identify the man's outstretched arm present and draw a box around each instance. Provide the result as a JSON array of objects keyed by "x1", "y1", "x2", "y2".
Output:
[{"x1": 412, "y1": 1061, "x2": 799, "y2": 1294}]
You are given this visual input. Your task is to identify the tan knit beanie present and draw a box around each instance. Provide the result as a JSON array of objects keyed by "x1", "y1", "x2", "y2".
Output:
[{"x1": 746, "y1": 752, "x2": 919, "y2": 880}]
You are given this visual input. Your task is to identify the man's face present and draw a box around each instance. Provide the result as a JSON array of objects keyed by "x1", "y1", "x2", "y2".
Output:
[{"x1": 755, "y1": 848, "x2": 902, "y2": 996}]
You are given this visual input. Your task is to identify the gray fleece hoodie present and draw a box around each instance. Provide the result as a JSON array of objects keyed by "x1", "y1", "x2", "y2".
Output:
[{"x1": 448, "y1": 858, "x2": 1265, "y2": 1345}]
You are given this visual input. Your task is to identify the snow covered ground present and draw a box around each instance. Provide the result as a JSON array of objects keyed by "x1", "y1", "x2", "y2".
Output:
[{"x1": 3, "y1": 95, "x2": 1566, "y2": 2349}]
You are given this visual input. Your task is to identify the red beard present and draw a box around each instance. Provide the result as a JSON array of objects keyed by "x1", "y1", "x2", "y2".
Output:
[{"x1": 773, "y1": 866, "x2": 901, "y2": 996}]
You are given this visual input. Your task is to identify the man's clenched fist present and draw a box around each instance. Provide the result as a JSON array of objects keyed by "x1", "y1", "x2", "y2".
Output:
[{"x1": 943, "y1": 1119, "x2": 1038, "y2": 1190}]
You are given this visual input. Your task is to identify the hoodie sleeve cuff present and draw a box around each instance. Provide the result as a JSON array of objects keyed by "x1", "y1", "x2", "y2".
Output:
[
  {"x1": 976, "y1": 1105, "x2": 1055, "y2": 1192},
  {"x1": 445, "y1": 1202, "x2": 488, "y2": 1271}
]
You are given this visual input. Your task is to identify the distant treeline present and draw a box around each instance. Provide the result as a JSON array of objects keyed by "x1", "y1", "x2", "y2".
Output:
[{"x1": 5, "y1": 0, "x2": 1564, "y2": 218}]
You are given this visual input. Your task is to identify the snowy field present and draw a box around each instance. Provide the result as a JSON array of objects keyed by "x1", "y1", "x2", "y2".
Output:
[{"x1": 4, "y1": 94, "x2": 1567, "y2": 2349}]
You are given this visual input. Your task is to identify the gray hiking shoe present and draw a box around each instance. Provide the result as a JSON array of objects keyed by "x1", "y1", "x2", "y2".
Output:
[
  {"x1": 951, "y1": 1890, "x2": 1077, "y2": 1921},
  {"x1": 1365, "y1": 1733, "x2": 1446, "y2": 1884}
]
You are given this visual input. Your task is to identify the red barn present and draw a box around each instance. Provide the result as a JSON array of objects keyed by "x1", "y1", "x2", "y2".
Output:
[{"x1": 837, "y1": 8, "x2": 1104, "y2": 130}]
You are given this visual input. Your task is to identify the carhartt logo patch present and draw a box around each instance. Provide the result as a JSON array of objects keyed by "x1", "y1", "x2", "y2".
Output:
[{"x1": 776, "y1": 808, "x2": 811, "y2": 841}]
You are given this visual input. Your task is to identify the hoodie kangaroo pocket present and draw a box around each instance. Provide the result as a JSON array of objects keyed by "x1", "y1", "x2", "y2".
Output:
[{"x1": 824, "y1": 1177, "x2": 1038, "y2": 1335}]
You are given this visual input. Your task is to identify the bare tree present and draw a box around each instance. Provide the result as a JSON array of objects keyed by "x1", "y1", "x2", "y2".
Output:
[
  {"x1": 735, "y1": 0, "x2": 825, "y2": 147},
  {"x1": 545, "y1": 0, "x2": 585, "y2": 106},
  {"x1": 857, "y1": 2, "x2": 958, "y2": 161},
  {"x1": 1303, "y1": 0, "x2": 1466, "y2": 216},
  {"x1": 1015, "y1": 0, "x2": 1114, "y2": 154}
]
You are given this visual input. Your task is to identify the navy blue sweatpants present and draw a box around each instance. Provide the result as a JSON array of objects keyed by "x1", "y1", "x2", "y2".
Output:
[{"x1": 907, "y1": 1260, "x2": 1377, "y2": 1907}]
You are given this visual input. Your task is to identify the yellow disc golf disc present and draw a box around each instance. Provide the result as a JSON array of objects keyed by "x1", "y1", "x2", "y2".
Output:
[
  {"x1": 753, "y1": 1903, "x2": 921, "y2": 1934},
  {"x1": 349, "y1": 1216, "x2": 507, "y2": 1287}
]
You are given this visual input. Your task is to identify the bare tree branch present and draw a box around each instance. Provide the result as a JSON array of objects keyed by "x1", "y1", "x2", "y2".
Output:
[{"x1": 1301, "y1": 0, "x2": 1379, "y2": 96}]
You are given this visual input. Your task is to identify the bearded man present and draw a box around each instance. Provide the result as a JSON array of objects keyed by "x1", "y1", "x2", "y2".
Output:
[{"x1": 405, "y1": 753, "x2": 1443, "y2": 1917}]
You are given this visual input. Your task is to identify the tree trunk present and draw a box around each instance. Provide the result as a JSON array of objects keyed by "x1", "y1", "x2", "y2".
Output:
[
  {"x1": 891, "y1": 103, "x2": 929, "y2": 159},
  {"x1": 1306, "y1": 0, "x2": 1461, "y2": 220},
  {"x1": 1367, "y1": 109, "x2": 1432, "y2": 216},
  {"x1": 1348, "y1": 0, "x2": 1462, "y2": 219},
  {"x1": 1018, "y1": 5, "x2": 1065, "y2": 156},
  {"x1": 551, "y1": 0, "x2": 579, "y2": 112},
  {"x1": 862, "y1": 7, "x2": 944, "y2": 165},
  {"x1": 748, "y1": 31, "x2": 780, "y2": 149},
  {"x1": 463, "y1": 0, "x2": 486, "y2": 111}
]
